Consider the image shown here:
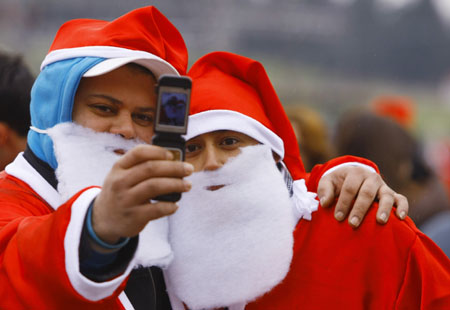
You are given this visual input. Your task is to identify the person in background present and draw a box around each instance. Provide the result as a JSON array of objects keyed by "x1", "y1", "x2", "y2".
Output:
[
  {"x1": 334, "y1": 110, "x2": 450, "y2": 257},
  {"x1": 371, "y1": 94, "x2": 450, "y2": 199},
  {"x1": 370, "y1": 94, "x2": 416, "y2": 130},
  {"x1": 428, "y1": 138, "x2": 450, "y2": 200},
  {"x1": 0, "y1": 51, "x2": 34, "y2": 170},
  {"x1": 163, "y1": 51, "x2": 450, "y2": 310},
  {"x1": 285, "y1": 102, "x2": 408, "y2": 225},
  {"x1": 285, "y1": 104, "x2": 334, "y2": 171}
]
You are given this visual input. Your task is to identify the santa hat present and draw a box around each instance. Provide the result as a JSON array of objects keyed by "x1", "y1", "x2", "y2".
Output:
[
  {"x1": 186, "y1": 51, "x2": 318, "y2": 220},
  {"x1": 41, "y1": 6, "x2": 187, "y2": 77},
  {"x1": 371, "y1": 95, "x2": 415, "y2": 129}
]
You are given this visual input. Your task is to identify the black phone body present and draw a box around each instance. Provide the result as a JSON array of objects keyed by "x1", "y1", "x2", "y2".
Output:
[{"x1": 153, "y1": 75, "x2": 192, "y2": 202}]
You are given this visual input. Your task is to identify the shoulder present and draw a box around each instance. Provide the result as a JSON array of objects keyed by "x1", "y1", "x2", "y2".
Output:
[
  {"x1": 0, "y1": 171, "x2": 53, "y2": 222},
  {"x1": 290, "y1": 204, "x2": 429, "y2": 284},
  {"x1": 0, "y1": 171, "x2": 45, "y2": 201},
  {"x1": 295, "y1": 204, "x2": 419, "y2": 252}
]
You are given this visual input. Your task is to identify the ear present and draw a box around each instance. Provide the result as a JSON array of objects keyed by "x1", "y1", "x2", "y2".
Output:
[{"x1": 0, "y1": 122, "x2": 11, "y2": 146}]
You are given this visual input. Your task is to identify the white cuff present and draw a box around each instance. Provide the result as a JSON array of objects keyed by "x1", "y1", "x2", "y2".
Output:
[
  {"x1": 321, "y1": 162, "x2": 377, "y2": 179},
  {"x1": 64, "y1": 187, "x2": 137, "y2": 301}
]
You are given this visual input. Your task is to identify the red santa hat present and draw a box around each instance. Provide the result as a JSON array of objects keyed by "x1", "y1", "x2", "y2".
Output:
[
  {"x1": 371, "y1": 95, "x2": 415, "y2": 130},
  {"x1": 187, "y1": 51, "x2": 318, "y2": 220},
  {"x1": 40, "y1": 6, "x2": 187, "y2": 77}
]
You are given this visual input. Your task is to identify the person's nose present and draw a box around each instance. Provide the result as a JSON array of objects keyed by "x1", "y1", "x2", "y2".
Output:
[
  {"x1": 202, "y1": 145, "x2": 225, "y2": 171},
  {"x1": 110, "y1": 112, "x2": 136, "y2": 140}
]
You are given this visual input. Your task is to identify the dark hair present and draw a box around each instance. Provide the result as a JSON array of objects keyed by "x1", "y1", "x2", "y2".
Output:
[{"x1": 0, "y1": 52, "x2": 34, "y2": 136}]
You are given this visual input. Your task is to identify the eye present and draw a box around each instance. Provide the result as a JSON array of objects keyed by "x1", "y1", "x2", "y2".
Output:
[
  {"x1": 133, "y1": 113, "x2": 154, "y2": 126},
  {"x1": 90, "y1": 104, "x2": 115, "y2": 114},
  {"x1": 185, "y1": 143, "x2": 202, "y2": 155},
  {"x1": 185, "y1": 143, "x2": 202, "y2": 158},
  {"x1": 220, "y1": 137, "x2": 240, "y2": 147}
]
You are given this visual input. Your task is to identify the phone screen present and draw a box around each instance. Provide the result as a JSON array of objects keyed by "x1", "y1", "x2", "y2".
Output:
[
  {"x1": 155, "y1": 84, "x2": 190, "y2": 134},
  {"x1": 158, "y1": 92, "x2": 188, "y2": 127}
]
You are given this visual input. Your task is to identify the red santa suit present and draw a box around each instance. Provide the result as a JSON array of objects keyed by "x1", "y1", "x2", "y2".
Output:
[
  {"x1": 0, "y1": 156, "x2": 127, "y2": 309},
  {"x1": 245, "y1": 158, "x2": 450, "y2": 310}
]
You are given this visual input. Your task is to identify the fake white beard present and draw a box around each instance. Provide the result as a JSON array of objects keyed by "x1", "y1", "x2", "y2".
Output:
[
  {"x1": 47, "y1": 122, "x2": 142, "y2": 201},
  {"x1": 166, "y1": 145, "x2": 298, "y2": 310},
  {"x1": 47, "y1": 122, "x2": 173, "y2": 268}
]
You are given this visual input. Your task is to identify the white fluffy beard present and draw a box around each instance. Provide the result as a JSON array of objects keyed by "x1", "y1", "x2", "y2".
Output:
[
  {"x1": 166, "y1": 145, "x2": 298, "y2": 310},
  {"x1": 47, "y1": 122, "x2": 142, "y2": 201},
  {"x1": 47, "y1": 122, "x2": 173, "y2": 268}
]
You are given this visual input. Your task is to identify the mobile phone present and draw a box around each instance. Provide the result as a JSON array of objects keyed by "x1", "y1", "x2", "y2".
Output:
[{"x1": 152, "y1": 74, "x2": 192, "y2": 202}]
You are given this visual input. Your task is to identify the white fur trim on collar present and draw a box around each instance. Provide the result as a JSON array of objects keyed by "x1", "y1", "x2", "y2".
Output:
[
  {"x1": 5, "y1": 153, "x2": 63, "y2": 210},
  {"x1": 185, "y1": 110, "x2": 285, "y2": 159},
  {"x1": 292, "y1": 179, "x2": 319, "y2": 221}
]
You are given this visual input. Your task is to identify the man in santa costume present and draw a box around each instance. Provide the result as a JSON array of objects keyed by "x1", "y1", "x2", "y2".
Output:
[
  {"x1": 0, "y1": 6, "x2": 409, "y2": 310},
  {"x1": 163, "y1": 51, "x2": 450, "y2": 310},
  {"x1": 0, "y1": 7, "x2": 191, "y2": 309}
]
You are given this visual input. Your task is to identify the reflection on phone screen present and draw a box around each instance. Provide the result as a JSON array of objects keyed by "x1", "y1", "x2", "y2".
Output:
[{"x1": 159, "y1": 92, "x2": 187, "y2": 126}]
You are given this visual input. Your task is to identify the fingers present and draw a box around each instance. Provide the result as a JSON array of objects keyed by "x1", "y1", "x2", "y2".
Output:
[
  {"x1": 121, "y1": 159, "x2": 193, "y2": 188},
  {"x1": 376, "y1": 187, "x2": 408, "y2": 224},
  {"x1": 394, "y1": 193, "x2": 408, "y2": 220},
  {"x1": 373, "y1": 185, "x2": 395, "y2": 224},
  {"x1": 92, "y1": 143, "x2": 195, "y2": 241},
  {"x1": 125, "y1": 201, "x2": 179, "y2": 231},
  {"x1": 101, "y1": 166, "x2": 192, "y2": 209},
  {"x1": 375, "y1": 195, "x2": 394, "y2": 224},
  {"x1": 104, "y1": 143, "x2": 194, "y2": 203},
  {"x1": 93, "y1": 199, "x2": 179, "y2": 241},
  {"x1": 319, "y1": 164, "x2": 409, "y2": 229},
  {"x1": 135, "y1": 201, "x2": 179, "y2": 222},
  {"x1": 333, "y1": 173, "x2": 364, "y2": 223},
  {"x1": 317, "y1": 176, "x2": 339, "y2": 208},
  {"x1": 129, "y1": 177, "x2": 192, "y2": 203},
  {"x1": 345, "y1": 174, "x2": 384, "y2": 227},
  {"x1": 120, "y1": 200, "x2": 180, "y2": 238},
  {"x1": 117, "y1": 144, "x2": 173, "y2": 169}
]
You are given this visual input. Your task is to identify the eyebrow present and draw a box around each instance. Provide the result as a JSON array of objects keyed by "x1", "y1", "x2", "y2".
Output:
[
  {"x1": 88, "y1": 94, "x2": 122, "y2": 105},
  {"x1": 88, "y1": 94, "x2": 155, "y2": 112}
]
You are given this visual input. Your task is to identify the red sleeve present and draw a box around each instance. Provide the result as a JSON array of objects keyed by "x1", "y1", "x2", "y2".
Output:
[
  {"x1": 307, "y1": 155, "x2": 380, "y2": 191},
  {"x1": 396, "y1": 233, "x2": 450, "y2": 309},
  {"x1": 0, "y1": 174, "x2": 125, "y2": 310}
]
